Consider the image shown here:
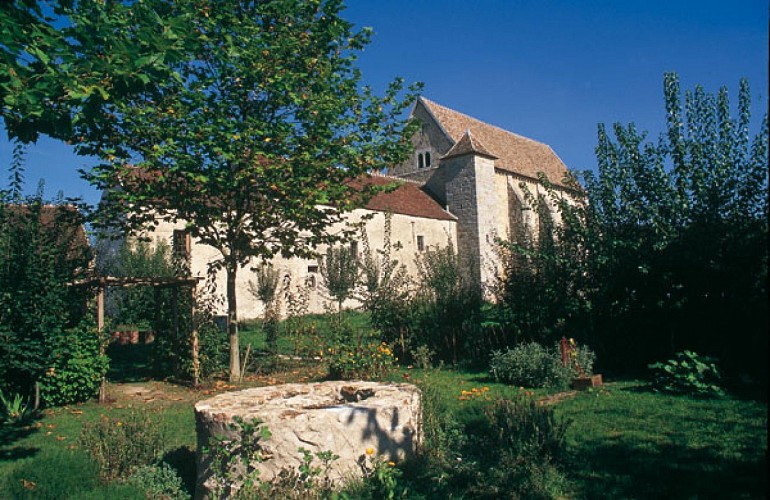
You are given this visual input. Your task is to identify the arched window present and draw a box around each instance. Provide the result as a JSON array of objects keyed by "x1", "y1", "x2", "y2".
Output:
[
  {"x1": 425, "y1": 152, "x2": 431, "y2": 168},
  {"x1": 417, "y1": 153, "x2": 424, "y2": 169}
]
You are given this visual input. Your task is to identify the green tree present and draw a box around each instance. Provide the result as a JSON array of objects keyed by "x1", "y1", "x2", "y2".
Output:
[
  {"x1": 501, "y1": 73, "x2": 768, "y2": 377},
  {"x1": 88, "y1": 0, "x2": 421, "y2": 381},
  {"x1": 1, "y1": 0, "x2": 187, "y2": 144},
  {"x1": 319, "y1": 245, "x2": 359, "y2": 319},
  {"x1": 0, "y1": 185, "x2": 97, "y2": 403}
]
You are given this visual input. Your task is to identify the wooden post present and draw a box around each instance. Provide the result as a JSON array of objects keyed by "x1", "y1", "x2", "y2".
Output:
[
  {"x1": 191, "y1": 285, "x2": 200, "y2": 388},
  {"x1": 97, "y1": 285, "x2": 106, "y2": 404}
]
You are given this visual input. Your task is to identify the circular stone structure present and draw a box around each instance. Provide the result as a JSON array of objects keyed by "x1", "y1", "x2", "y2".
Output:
[{"x1": 194, "y1": 381, "x2": 422, "y2": 498}]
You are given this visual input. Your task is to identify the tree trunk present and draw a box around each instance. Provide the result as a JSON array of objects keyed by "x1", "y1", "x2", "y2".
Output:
[{"x1": 226, "y1": 264, "x2": 241, "y2": 382}]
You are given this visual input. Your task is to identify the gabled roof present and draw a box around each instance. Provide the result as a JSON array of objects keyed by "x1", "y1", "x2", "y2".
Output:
[
  {"x1": 418, "y1": 97, "x2": 570, "y2": 186},
  {"x1": 350, "y1": 175, "x2": 456, "y2": 221},
  {"x1": 442, "y1": 129, "x2": 498, "y2": 160}
]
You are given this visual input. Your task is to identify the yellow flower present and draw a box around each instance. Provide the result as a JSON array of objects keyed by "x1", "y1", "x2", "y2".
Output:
[
  {"x1": 388, "y1": 461, "x2": 396, "y2": 467},
  {"x1": 366, "y1": 447, "x2": 375, "y2": 456}
]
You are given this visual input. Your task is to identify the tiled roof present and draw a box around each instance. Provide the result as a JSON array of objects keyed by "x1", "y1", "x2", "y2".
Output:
[
  {"x1": 419, "y1": 97, "x2": 570, "y2": 186},
  {"x1": 442, "y1": 129, "x2": 498, "y2": 160},
  {"x1": 352, "y1": 175, "x2": 456, "y2": 221}
]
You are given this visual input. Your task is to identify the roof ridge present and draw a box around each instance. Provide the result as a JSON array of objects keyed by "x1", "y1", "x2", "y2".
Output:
[
  {"x1": 442, "y1": 129, "x2": 498, "y2": 160},
  {"x1": 420, "y1": 96, "x2": 546, "y2": 147},
  {"x1": 370, "y1": 172, "x2": 423, "y2": 185}
]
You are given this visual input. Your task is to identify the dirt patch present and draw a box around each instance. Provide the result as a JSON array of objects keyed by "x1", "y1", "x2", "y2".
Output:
[{"x1": 537, "y1": 390, "x2": 577, "y2": 406}]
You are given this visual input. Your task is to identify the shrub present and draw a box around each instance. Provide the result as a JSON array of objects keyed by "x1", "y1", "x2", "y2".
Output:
[
  {"x1": 0, "y1": 389, "x2": 31, "y2": 423},
  {"x1": 489, "y1": 342, "x2": 570, "y2": 389},
  {"x1": 79, "y1": 407, "x2": 166, "y2": 481},
  {"x1": 648, "y1": 350, "x2": 725, "y2": 397},
  {"x1": 360, "y1": 213, "x2": 413, "y2": 358},
  {"x1": 413, "y1": 242, "x2": 483, "y2": 365},
  {"x1": 0, "y1": 197, "x2": 92, "y2": 401},
  {"x1": 38, "y1": 321, "x2": 108, "y2": 407},
  {"x1": 125, "y1": 462, "x2": 190, "y2": 500},
  {"x1": 325, "y1": 324, "x2": 396, "y2": 381},
  {"x1": 470, "y1": 396, "x2": 572, "y2": 498}
]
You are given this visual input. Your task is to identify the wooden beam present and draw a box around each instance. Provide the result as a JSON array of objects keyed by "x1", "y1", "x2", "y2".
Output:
[{"x1": 97, "y1": 286, "x2": 106, "y2": 404}]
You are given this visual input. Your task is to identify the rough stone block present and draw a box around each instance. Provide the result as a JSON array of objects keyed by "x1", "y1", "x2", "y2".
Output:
[{"x1": 194, "y1": 381, "x2": 422, "y2": 498}]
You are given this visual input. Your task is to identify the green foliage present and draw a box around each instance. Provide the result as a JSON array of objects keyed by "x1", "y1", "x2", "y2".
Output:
[
  {"x1": 38, "y1": 322, "x2": 108, "y2": 407},
  {"x1": 86, "y1": 0, "x2": 422, "y2": 382},
  {"x1": 489, "y1": 342, "x2": 572, "y2": 389},
  {"x1": 1, "y1": 1, "x2": 188, "y2": 144},
  {"x1": 247, "y1": 448, "x2": 339, "y2": 499},
  {"x1": 2, "y1": 449, "x2": 101, "y2": 500},
  {"x1": 648, "y1": 350, "x2": 725, "y2": 397},
  {"x1": 319, "y1": 245, "x2": 360, "y2": 315},
  {"x1": 0, "y1": 389, "x2": 30, "y2": 424},
  {"x1": 468, "y1": 397, "x2": 572, "y2": 499},
  {"x1": 79, "y1": 407, "x2": 166, "y2": 482},
  {"x1": 124, "y1": 462, "x2": 190, "y2": 500},
  {"x1": 325, "y1": 326, "x2": 396, "y2": 381},
  {"x1": 248, "y1": 262, "x2": 282, "y2": 353},
  {"x1": 499, "y1": 73, "x2": 768, "y2": 378},
  {"x1": 413, "y1": 242, "x2": 483, "y2": 364},
  {"x1": 0, "y1": 189, "x2": 93, "y2": 401},
  {"x1": 360, "y1": 213, "x2": 412, "y2": 358},
  {"x1": 352, "y1": 451, "x2": 409, "y2": 499},
  {"x1": 204, "y1": 416, "x2": 272, "y2": 498},
  {"x1": 100, "y1": 239, "x2": 178, "y2": 329}
]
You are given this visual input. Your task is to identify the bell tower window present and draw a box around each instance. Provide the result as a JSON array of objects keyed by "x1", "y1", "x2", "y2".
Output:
[{"x1": 416, "y1": 149, "x2": 432, "y2": 169}]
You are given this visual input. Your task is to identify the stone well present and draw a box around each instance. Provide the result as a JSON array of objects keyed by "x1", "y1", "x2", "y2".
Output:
[{"x1": 194, "y1": 381, "x2": 422, "y2": 498}]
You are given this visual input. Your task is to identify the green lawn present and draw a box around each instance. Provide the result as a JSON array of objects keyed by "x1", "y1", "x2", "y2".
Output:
[{"x1": 1, "y1": 356, "x2": 766, "y2": 498}]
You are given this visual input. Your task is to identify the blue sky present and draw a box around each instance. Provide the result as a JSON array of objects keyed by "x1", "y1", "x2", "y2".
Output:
[{"x1": 1, "y1": 0, "x2": 767, "y2": 207}]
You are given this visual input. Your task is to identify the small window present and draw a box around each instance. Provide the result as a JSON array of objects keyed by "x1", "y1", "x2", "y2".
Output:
[
  {"x1": 417, "y1": 153, "x2": 424, "y2": 169},
  {"x1": 306, "y1": 275, "x2": 317, "y2": 288},
  {"x1": 172, "y1": 229, "x2": 190, "y2": 260},
  {"x1": 417, "y1": 235, "x2": 425, "y2": 252},
  {"x1": 425, "y1": 152, "x2": 431, "y2": 168},
  {"x1": 307, "y1": 264, "x2": 319, "y2": 274},
  {"x1": 350, "y1": 241, "x2": 358, "y2": 259}
]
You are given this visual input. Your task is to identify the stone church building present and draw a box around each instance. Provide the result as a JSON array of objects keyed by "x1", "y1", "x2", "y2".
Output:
[{"x1": 135, "y1": 97, "x2": 573, "y2": 319}]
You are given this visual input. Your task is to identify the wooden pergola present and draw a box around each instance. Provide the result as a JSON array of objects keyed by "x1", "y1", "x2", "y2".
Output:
[{"x1": 68, "y1": 275, "x2": 204, "y2": 400}]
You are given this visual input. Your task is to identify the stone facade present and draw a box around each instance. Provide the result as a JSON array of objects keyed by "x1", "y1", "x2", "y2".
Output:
[
  {"x1": 121, "y1": 97, "x2": 572, "y2": 318},
  {"x1": 389, "y1": 97, "x2": 573, "y2": 294}
]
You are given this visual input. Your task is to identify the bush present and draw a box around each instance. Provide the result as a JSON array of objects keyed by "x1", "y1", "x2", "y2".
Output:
[
  {"x1": 124, "y1": 462, "x2": 190, "y2": 500},
  {"x1": 648, "y1": 350, "x2": 725, "y2": 398},
  {"x1": 79, "y1": 407, "x2": 166, "y2": 481},
  {"x1": 413, "y1": 242, "x2": 483, "y2": 365},
  {"x1": 470, "y1": 397, "x2": 572, "y2": 498},
  {"x1": 0, "y1": 198, "x2": 92, "y2": 401},
  {"x1": 489, "y1": 342, "x2": 571, "y2": 389},
  {"x1": 38, "y1": 322, "x2": 108, "y2": 407},
  {"x1": 325, "y1": 324, "x2": 395, "y2": 381}
]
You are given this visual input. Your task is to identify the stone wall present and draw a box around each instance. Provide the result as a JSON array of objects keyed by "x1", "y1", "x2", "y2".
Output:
[{"x1": 137, "y1": 208, "x2": 456, "y2": 319}]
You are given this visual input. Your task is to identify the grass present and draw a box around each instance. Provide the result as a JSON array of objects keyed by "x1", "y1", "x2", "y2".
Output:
[
  {"x1": 554, "y1": 380, "x2": 768, "y2": 498},
  {"x1": 1, "y1": 318, "x2": 766, "y2": 498}
]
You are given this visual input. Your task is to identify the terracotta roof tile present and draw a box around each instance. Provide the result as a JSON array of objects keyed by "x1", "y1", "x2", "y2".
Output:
[
  {"x1": 442, "y1": 129, "x2": 498, "y2": 160},
  {"x1": 353, "y1": 175, "x2": 455, "y2": 221},
  {"x1": 419, "y1": 97, "x2": 570, "y2": 186}
]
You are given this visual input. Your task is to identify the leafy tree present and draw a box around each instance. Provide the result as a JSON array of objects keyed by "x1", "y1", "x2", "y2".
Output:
[
  {"x1": 88, "y1": 0, "x2": 421, "y2": 380},
  {"x1": 319, "y1": 245, "x2": 359, "y2": 319},
  {"x1": 1, "y1": 0, "x2": 187, "y2": 144},
  {"x1": 0, "y1": 183, "x2": 97, "y2": 403},
  {"x1": 501, "y1": 73, "x2": 768, "y2": 377}
]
